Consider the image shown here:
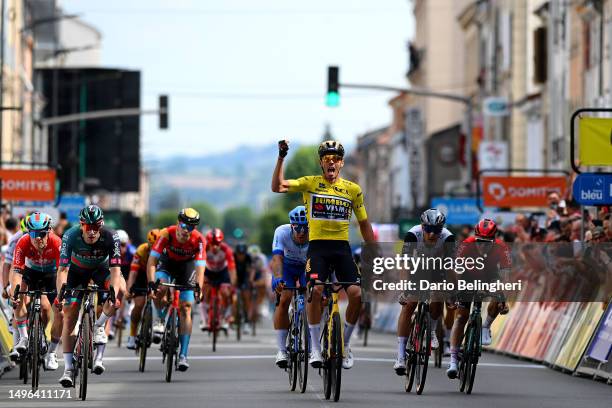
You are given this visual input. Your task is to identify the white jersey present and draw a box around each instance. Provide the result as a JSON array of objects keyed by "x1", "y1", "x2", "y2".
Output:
[
  {"x1": 404, "y1": 225, "x2": 454, "y2": 257},
  {"x1": 4, "y1": 231, "x2": 24, "y2": 263},
  {"x1": 272, "y1": 224, "x2": 308, "y2": 266}
]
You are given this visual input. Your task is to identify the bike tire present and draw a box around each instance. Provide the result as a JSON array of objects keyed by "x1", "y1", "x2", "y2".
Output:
[
  {"x1": 415, "y1": 313, "x2": 430, "y2": 395},
  {"x1": 165, "y1": 310, "x2": 176, "y2": 383},
  {"x1": 298, "y1": 308, "x2": 309, "y2": 394},
  {"x1": 20, "y1": 351, "x2": 29, "y2": 384},
  {"x1": 212, "y1": 296, "x2": 218, "y2": 352},
  {"x1": 459, "y1": 324, "x2": 472, "y2": 393},
  {"x1": 434, "y1": 319, "x2": 443, "y2": 368},
  {"x1": 116, "y1": 320, "x2": 123, "y2": 348},
  {"x1": 405, "y1": 316, "x2": 417, "y2": 393},
  {"x1": 288, "y1": 313, "x2": 298, "y2": 391},
  {"x1": 466, "y1": 316, "x2": 481, "y2": 395},
  {"x1": 322, "y1": 321, "x2": 332, "y2": 400},
  {"x1": 235, "y1": 292, "x2": 242, "y2": 342},
  {"x1": 332, "y1": 313, "x2": 342, "y2": 402},
  {"x1": 139, "y1": 301, "x2": 152, "y2": 372},
  {"x1": 79, "y1": 314, "x2": 90, "y2": 401},
  {"x1": 31, "y1": 312, "x2": 40, "y2": 391}
]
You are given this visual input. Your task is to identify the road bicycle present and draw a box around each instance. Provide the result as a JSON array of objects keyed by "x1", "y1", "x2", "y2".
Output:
[
  {"x1": 58, "y1": 283, "x2": 115, "y2": 401},
  {"x1": 404, "y1": 299, "x2": 432, "y2": 395},
  {"x1": 308, "y1": 280, "x2": 360, "y2": 402},
  {"x1": 458, "y1": 297, "x2": 483, "y2": 394},
  {"x1": 276, "y1": 286, "x2": 309, "y2": 393},
  {"x1": 202, "y1": 281, "x2": 228, "y2": 352},
  {"x1": 12, "y1": 285, "x2": 55, "y2": 391},
  {"x1": 156, "y1": 281, "x2": 200, "y2": 382},
  {"x1": 130, "y1": 287, "x2": 152, "y2": 372}
]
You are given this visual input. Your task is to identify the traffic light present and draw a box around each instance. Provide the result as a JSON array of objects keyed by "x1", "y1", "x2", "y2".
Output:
[
  {"x1": 159, "y1": 95, "x2": 169, "y2": 129},
  {"x1": 326, "y1": 66, "x2": 340, "y2": 107},
  {"x1": 233, "y1": 228, "x2": 244, "y2": 239}
]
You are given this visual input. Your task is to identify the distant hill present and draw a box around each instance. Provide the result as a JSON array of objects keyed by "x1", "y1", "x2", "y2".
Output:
[{"x1": 145, "y1": 143, "x2": 300, "y2": 213}]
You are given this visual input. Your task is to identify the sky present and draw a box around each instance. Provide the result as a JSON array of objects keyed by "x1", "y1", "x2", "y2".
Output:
[{"x1": 60, "y1": 0, "x2": 414, "y2": 159}]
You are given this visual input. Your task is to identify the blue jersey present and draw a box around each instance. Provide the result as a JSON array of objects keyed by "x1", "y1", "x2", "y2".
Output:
[{"x1": 272, "y1": 224, "x2": 308, "y2": 267}]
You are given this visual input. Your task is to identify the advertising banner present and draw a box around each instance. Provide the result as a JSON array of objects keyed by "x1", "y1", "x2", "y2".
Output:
[
  {"x1": 579, "y1": 117, "x2": 612, "y2": 166},
  {"x1": 482, "y1": 176, "x2": 567, "y2": 207},
  {"x1": 0, "y1": 169, "x2": 56, "y2": 202},
  {"x1": 586, "y1": 303, "x2": 612, "y2": 362}
]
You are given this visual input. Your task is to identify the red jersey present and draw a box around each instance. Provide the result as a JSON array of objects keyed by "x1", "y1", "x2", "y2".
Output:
[
  {"x1": 13, "y1": 233, "x2": 62, "y2": 273},
  {"x1": 456, "y1": 236, "x2": 512, "y2": 276},
  {"x1": 150, "y1": 226, "x2": 206, "y2": 266},
  {"x1": 205, "y1": 242, "x2": 236, "y2": 272}
]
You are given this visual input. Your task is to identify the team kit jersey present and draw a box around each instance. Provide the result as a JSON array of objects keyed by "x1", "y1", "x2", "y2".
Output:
[
  {"x1": 129, "y1": 243, "x2": 153, "y2": 293},
  {"x1": 13, "y1": 233, "x2": 62, "y2": 273},
  {"x1": 287, "y1": 175, "x2": 367, "y2": 241},
  {"x1": 150, "y1": 226, "x2": 206, "y2": 266},
  {"x1": 272, "y1": 224, "x2": 308, "y2": 286},
  {"x1": 4, "y1": 230, "x2": 24, "y2": 264},
  {"x1": 404, "y1": 225, "x2": 456, "y2": 257},
  {"x1": 205, "y1": 242, "x2": 235, "y2": 273},
  {"x1": 60, "y1": 225, "x2": 122, "y2": 269}
]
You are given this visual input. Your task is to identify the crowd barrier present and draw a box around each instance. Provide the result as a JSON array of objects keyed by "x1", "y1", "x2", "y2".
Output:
[{"x1": 0, "y1": 299, "x2": 13, "y2": 375}]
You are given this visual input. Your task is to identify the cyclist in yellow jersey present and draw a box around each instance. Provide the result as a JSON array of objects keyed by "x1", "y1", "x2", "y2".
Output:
[
  {"x1": 272, "y1": 140, "x2": 377, "y2": 369},
  {"x1": 125, "y1": 229, "x2": 160, "y2": 350}
]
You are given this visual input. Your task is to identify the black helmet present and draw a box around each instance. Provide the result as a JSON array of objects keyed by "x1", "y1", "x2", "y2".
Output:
[
  {"x1": 420, "y1": 208, "x2": 446, "y2": 227},
  {"x1": 178, "y1": 208, "x2": 200, "y2": 226},
  {"x1": 235, "y1": 244, "x2": 247, "y2": 254},
  {"x1": 79, "y1": 205, "x2": 104, "y2": 225},
  {"x1": 318, "y1": 140, "x2": 345, "y2": 158}
]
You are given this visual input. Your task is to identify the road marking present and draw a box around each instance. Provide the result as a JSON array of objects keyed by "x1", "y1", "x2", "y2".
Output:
[{"x1": 98, "y1": 354, "x2": 546, "y2": 368}]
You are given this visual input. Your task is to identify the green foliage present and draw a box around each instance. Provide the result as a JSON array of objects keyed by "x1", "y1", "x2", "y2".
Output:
[
  {"x1": 222, "y1": 206, "x2": 256, "y2": 239},
  {"x1": 281, "y1": 144, "x2": 319, "y2": 212},
  {"x1": 190, "y1": 201, "x2": 220, "y2": 228},
  {"x1": 256, "y1": 207, "x2": 288, "y2": 254},
  {"x1": 152, "y1": 209, "x2": 179, "y2": 229}
]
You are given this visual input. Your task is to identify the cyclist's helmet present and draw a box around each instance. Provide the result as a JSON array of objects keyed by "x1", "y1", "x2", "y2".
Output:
[
  {"x1": 178, "y1": 208, "x2": 200, "y2": 226},
  {"x1": 206, "y1": 228, "x2": 224, "y2": 246},
  {"x1": 420, "y1": 208, "x2": 446, "y2": 227},
  {"x1": 235, "y1": 243, "x2": 247, "y2": 254},
  {"x1": 147, "y1": 228, "x2": 160, "y2": 246},
  {"x1": 116, "y1": 229, "x2": 129, "y2": 244},
  {"x1": 288, "y1": 206, "x2": 308, "y2": 225},
  {"x1": 26, "y1": 212, "x2": 52, "y2": 231},
  {"x1": 474, "y1": 218, "x2": 497, "y2": 241},
  {"x1": 79, "y1": 205, "x2": 104, "y2": 225},
  {"x1": 248, "y1": 245, "x2": 261, "y2": 256},
  {"x1": 19, "y1": 217, "x2": 28, "y2": 233},
  {"x1": 318, "y1": 140, "x2": 345, "y2": 159}
]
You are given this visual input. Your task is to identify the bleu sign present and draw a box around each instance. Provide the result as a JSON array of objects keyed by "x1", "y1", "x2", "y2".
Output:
[
  {"x1": 572, "y1": 173, "x2": 612, "y2": 205},
  {"x1": 430, "y1": 197, "x2": 482, "y2": 225}
]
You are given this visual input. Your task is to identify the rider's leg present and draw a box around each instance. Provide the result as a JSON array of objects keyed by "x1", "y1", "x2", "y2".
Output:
[
  {"x1": 396, "y1": 302, "x2": 417, "y2": 360},
  {"x1": 178, "y1": 296, "x2": 194, "y2": 358},
  {"x1": 49, "y1": 297, "x2": 63, "y2": 355},
  {"x1": 130, "y1": 296, "x2": 145, "y2": 337},
  {"x1": 274, "y1": 290, "x2": 292, "y2": 352},
  {"x1": 344, "y1": 284, "x2": 361, "y2": 349},
  {"x1": 307, "y1": 284, "x2": 323, "y2": 352},
  {"x1": 449, "y1": 304, "x2": 470, "y2": 365},
  {"x1": 61, "y1": 300, "x2": 79, "y2": 370},
  {"x1": 484, "y1": 301, "x2": 501, "y2": 329}
]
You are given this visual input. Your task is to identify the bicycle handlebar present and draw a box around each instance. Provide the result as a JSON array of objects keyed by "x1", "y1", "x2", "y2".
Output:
[
  {"x1": 274, "y1": 285, "x2": 307, "y2": 306},
  {"x1": 58, "y1": 283, "x2": 116, "y2": 305},
  {"x1": 153, "y1": 281, "x2": 201, "y2": 304},
  {"x1": 12, "y1": 284, "x2": 56, "y2": 300},
  {"x1": 307, "y1": 280, "x2": 361, "y2": 303}
]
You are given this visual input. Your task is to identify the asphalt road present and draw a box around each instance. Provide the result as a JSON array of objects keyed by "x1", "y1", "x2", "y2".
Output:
[{"x1": 0, "y1": 313, "x2": 609, "y2": 407}]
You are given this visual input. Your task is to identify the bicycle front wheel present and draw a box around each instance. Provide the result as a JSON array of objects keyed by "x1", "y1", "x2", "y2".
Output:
[
  {"x1": 165, "y1": 310, "x2": 177, "y2": 383},
  {"x1": 298, "y1": 308, "x2": 309, "y2": 394},
  {"x1": 211, "y1": 296, "x2": 218, "y2": 352},
  {"x1": 466, "y1": 317, "x2": 481, "y2": 394},
  {"x1": 415, "y1": 313, "x2": 430, "y2": 395},
  {"x1": 79, "y1": 315, "x2": 91, "y2": 401},
  {"x1": 331, "y1": 313, "x2": 343, "y2": 402},
  {"x1": 139, "y1": 302, "x2": 152, "y2": 373},
  {"x1": 31, "y1": 312, "x2": 41, "y2": 391}
]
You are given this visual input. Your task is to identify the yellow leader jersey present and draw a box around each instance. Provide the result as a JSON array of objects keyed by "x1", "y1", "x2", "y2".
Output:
[{"x1": 287, "y1": 175, "x2": 368, "y2": 241}]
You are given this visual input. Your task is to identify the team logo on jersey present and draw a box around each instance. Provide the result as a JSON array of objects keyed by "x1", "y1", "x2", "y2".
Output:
[
  {"x1": 311, "y1": 194, "x2": 352, "y2": 220},
  {"x1": 305, "y1": 259, "x2": 311, "y2": 273},
  {"x1": 318, "y1": 183, "x2": 326, "y2": 188}
]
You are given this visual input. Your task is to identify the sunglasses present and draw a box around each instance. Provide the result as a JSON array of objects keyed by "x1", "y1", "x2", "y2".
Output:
[
  {"x1": 179, "y1": 222, "x2": 196, "y2": 232},
  {"x1": 475, "y1": 238, "x2": 494, "y2": 243},
  {"x1": 292, "y1": 224, "x2": 308, "y2": 233},
  {"x1": 29, "y1": 230, "x2": 49, "y2": 239},
  {"x1": 321, "y1": 154, "x2": 343, "y2": 163},
  {"x1": 81, "y1": 222, "x2": 102, "y2": 232},
  {"x1": 423, "y1": 225, "x2": 443, "y2": 234}
]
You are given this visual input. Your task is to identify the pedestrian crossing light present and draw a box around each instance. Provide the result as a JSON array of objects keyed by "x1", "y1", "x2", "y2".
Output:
[{"x1": 326, "y1": 66, "x2": 340, "y2": 107}]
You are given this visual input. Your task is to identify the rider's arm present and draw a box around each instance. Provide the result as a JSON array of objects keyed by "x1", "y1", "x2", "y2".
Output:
[
  {"x1": 358, "y1": 219, "x2": 376, "y2": 243},
  {"x1": 9, "y1": 237, "x2": 27, "y2": 297},
  {"x1": 109, "y1": 230, "x2": 125, "y2": 298},
  {"x1": 223, "y1": 244, "x2": 236, "y2": 285},
  {"x1": 147, "y1": 229, "x2": 168, "y2": 283},
  {"x1": 353, "y1": 183, "x2": 375, "y2": 243}
]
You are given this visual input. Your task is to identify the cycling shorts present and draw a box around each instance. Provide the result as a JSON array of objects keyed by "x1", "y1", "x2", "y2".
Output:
[{"x1": 306, "y1": 240, "x2": 360, "y2": 284}]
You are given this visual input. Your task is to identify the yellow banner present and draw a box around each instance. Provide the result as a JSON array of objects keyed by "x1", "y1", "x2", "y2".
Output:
[{"x1": 579, "y1": 118, "x2": 612, "y2": 166}]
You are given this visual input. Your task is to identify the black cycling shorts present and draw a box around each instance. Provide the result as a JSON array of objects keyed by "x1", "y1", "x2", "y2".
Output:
[
  {"x1": 131, "y1": 270, "x2": 149, "y2": 297},
  {"x1": 18, "y1": 267, "x2": 57, "y2": 304},
  {"x1": 156, "y1": 257, "x2": 196, "y2": 287},
  {"x1": 205, "y1": 267, "x2": 230, "y2": 287},
  {"x1": 66, "y1": 264, "x2": 111, "y2": 303},
  {"x1": 306, "y1": 240, "x2": 360, "y2": 284}
]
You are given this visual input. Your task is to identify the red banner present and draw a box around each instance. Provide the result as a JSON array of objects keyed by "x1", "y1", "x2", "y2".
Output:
[
  {"x1": 482, "y1": 176, "x2": 567, "y2": 207},
  {"x1": 0, "y1": 169, "x2": 56, "y2": 202}
]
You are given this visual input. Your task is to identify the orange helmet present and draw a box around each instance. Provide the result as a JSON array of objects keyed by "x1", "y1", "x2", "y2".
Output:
[{"x1": 147, "y1": 228, "x2": 161, "y2": 246}]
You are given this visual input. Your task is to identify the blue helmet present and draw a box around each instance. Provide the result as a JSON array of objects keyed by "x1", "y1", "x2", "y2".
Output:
[
  {"x1": 288, "y1": 206, "x2": 308, "y2": 225},
  {"x1": 26, "y1": 211, "x2": 52, "y2": 231}
]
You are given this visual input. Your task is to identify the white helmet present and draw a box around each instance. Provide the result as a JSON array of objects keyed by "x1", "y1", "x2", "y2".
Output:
[{"x1": 116, "y1": 229, "x2": 129, "y2": 244}]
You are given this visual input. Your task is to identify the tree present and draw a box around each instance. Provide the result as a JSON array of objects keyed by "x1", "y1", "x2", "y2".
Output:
[
  {"x1": 152, "y1": 209, "x2": 179, "y2": 229},
  {"x1": 190, "y1": 201, "x2": 220, "y2": 229},
  {"x1": 281, "y1": 144, "x2": 320, "y2": 211},
  {"x1": 222, "y1": 206, "x2": 256, "y2": 239},
  {"x1": 256, "y1": 208, "x2": 288, "y2": 255}
]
